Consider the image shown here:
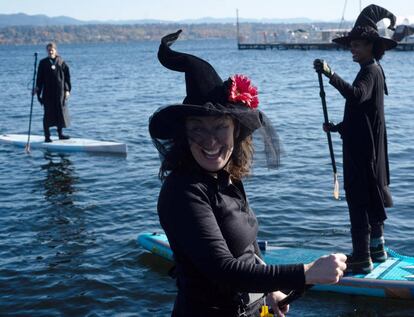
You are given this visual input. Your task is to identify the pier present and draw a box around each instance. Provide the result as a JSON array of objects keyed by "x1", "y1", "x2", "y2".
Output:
[
  {"x1": 238, "y1": 42, "x2": 343, "y2": 50},
  {"x1": 234, "y1": 9, "x2": 414, "y2": 52},
  {"x1": 238, "y1": 42, "x2": 414, "y2": 51}
]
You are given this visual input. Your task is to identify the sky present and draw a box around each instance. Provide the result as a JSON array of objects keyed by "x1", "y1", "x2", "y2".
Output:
[{"x1": 0, "y1": 0, "x2": 413, "y2": 22}]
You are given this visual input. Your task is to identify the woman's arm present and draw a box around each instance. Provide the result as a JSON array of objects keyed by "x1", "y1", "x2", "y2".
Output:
[
  {"x1": 329, "y1": 69, "x2": 375, "y2": 105},
  {"x1": 159, "y1": 181, "x2": 305, "y2": 293}
]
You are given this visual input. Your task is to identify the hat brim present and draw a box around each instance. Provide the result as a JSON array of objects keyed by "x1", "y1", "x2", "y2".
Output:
[
  {"x1": 149, "y1": 103, "x2": 261, "y2": 140},
  {"x1": 332, "y1": 35, "x2": 397, "y2": 50}
]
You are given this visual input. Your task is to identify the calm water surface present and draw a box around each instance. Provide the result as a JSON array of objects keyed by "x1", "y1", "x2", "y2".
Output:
[{"x1": 0, "y1": 39, "x2": 413, "y2": 316}]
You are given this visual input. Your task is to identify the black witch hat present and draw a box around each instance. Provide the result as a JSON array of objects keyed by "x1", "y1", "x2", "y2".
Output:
[
  {"x1": 150, "y1": 30, "x2": 264, "y2": 140},
  {"x1": 333, "y1": 4, "x2": 397, "y2": 50},
  {"x1": 149, "y1": 30, "x2": 280, "y2": 167}
]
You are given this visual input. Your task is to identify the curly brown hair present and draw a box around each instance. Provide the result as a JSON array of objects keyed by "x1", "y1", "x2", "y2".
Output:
[{"x1": 227, "y1": 134, "x2": 254, "y2": 180}]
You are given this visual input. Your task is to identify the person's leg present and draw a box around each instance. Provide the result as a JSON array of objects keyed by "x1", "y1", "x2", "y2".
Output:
[
  {"x1": 365, "y1": 182, "x2": 388, "y2": 262},
  {"x1": 346, "y1": 191, "x2": 373, "y2": 273},
  {"x1": 369, "y1": 212, "x2": 387, "y2": 262},
  {"x1": 57, "y1": 126, "x2": 70, "y2": 140},
  {"x1": 43, "y1": 116, "x2": 51, "y2": 142}
]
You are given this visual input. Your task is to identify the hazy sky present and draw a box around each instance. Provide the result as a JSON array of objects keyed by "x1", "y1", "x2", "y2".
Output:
[{"x1": 0, "y1": 0, "x2": 413, "y2": 22}]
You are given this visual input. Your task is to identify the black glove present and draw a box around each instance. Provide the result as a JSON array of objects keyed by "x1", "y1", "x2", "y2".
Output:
[
  {"x1": 161, "y1": 29, "x2": 182, "y2": 47},
  {"x1": 314, "y1": 59, "x2": 334, "y2": 78},
  {"x1": 323, "y1": 121, "x2": 339, "y2": 133},
  {"x1": 37, "y1": 95, "x2": 43, "y2": 105}
]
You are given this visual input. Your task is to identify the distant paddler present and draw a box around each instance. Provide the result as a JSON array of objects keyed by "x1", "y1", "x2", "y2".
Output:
[
  {"x1": 34, "y1": 42, "x2": 71, "y2": 143},
  {"x1": 314, "y1": 4, "x2": 395, "y2": 275}
]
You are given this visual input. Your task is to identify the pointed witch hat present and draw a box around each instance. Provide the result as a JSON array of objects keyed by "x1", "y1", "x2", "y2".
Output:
[
  {"x1": 149, "y1": 30, "x2": 280, "y2": 168},
  {"x1": 149, "y1": 30, "x2": 263, "y2": 141},
  {"x1": 333, "y1": 4, "x2": 397, "y2": 50}
]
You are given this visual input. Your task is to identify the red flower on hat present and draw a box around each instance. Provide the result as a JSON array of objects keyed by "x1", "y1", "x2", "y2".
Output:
[{"x1": 228, "y1": 74, "x2": 259, "y2": 109}]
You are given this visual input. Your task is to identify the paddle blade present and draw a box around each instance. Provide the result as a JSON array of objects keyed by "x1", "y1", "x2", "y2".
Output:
[
  {"x1": 333, "y1": 173, "x2": 340, "y2": 200},
  {"x1": 24, "y1": 143, "x2": 31, "y2": 154}
]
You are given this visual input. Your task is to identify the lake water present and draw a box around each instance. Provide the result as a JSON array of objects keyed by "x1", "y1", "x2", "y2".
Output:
[{"x1": 0, "y1": 38, "x2": 413, "y2": 316}]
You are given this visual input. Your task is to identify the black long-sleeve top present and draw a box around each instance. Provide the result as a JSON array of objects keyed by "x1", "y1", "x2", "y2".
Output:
[{"x1": 157, "y1": 168, "x2": 305, "y2": 311}]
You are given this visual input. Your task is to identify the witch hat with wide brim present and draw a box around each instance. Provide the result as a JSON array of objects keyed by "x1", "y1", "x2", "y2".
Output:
[
  {"x1": 149, "y1": 30, "x2": 262, "y2": 140},
  {"x1": 333, "y1": 4, "x2": 397, "y2": 50},
  {"x1": 149, "y1": 30, "x2": 280, "y2": 168}
]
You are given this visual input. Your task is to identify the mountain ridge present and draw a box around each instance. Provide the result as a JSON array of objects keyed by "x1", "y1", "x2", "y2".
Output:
[{"x1": 0, "y1": 12, "x2": 344, "y2": 27}]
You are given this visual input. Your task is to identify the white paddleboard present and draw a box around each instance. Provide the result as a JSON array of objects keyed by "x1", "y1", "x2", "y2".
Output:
[{"x1": 0, "y1": 134, "x2": 127, "y2": 155}]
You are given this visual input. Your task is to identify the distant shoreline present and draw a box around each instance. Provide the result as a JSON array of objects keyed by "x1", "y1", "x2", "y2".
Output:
[{"x1": 0, "y1": 22, "x2": 352, "y2": 45}]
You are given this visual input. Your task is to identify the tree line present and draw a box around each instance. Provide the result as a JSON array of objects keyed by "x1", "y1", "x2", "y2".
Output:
[{"x1": 0, "y1": 22, "x2": 351, "y2": 45}]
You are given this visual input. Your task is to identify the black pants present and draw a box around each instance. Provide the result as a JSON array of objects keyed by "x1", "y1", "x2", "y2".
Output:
[
  {"x1": 346, "y1": 190, "x2": 385, "y2": 256},
  {"x1": 346, "y1": 191, "x2": 384, "y2": 238},
  {"x1": 43, "y1": 119, "x2": 63, "y2": 138}
]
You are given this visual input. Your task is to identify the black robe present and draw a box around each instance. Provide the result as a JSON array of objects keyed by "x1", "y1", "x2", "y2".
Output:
[
  {"x1": 36, "y1": 56, "x2": 71, "y2": 128},
  {"x1": 329, "y1": 60, "x2": 392, "y2": 222}
]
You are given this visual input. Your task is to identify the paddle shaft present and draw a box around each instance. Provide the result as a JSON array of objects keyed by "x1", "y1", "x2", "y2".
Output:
[
  {"x1": 317, "y1": 72, "x2": 337, "y2": 175},
  {"x1": 255, "y1": 254, "x2": 312, "y2": 309},
  {"x1": 277, "y1": 285, "x2": 313, "y2": 309},
  {"x1": 25, "y1": 52, "x2": 38, "y2": 152}
]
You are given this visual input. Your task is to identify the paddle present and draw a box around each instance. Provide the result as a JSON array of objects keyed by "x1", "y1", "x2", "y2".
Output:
[
  {"x1": 25, "y1": 52, "x2": 38, "y2": 154},
  {"x1": 277, "y1": 285, "x2": 312, "y2": 309},
  {"x1": 255, "y1": 254, "x2": 312, "y2": 311},
  {"x1": 317, "y1": 72, "x2": 339, "y2": 200}
]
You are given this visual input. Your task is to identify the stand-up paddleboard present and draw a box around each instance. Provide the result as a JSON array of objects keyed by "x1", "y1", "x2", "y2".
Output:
[
  {"x1": 138, "y1": 232, "x2": 414, "y2": 300},
  {"x1": 0, "y1": 134, "x2": 127, "y2": 155}
]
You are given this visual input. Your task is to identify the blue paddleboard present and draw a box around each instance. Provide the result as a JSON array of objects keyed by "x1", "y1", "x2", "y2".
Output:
[{"x1": 137, "y1": 232, "x2": 414, "y2": 300}]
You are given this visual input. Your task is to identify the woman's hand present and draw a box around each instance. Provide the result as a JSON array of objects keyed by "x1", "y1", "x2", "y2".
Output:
[
  {"x1": 313, "y1": 59, "x2": 334, "y2": 78},
  {"x1": 266, "y1": 291, "x2": 289, "y2": 317},
  {"x1": 304, "y1": 253, "x2": 347, "y2": 285}
]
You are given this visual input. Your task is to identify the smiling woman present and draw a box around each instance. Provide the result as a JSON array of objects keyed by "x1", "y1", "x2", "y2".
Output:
[{"x1": 147, "y1": 30, "x2": 347, "y2": 316}]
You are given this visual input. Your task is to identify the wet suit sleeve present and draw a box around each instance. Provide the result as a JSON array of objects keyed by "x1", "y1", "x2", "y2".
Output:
[
  {"x1": 329, "y1": 68, "x2": 375, "y2": 106},
  {"x1": 158, "y1": 180, "x2": 305, "y2": 293}
]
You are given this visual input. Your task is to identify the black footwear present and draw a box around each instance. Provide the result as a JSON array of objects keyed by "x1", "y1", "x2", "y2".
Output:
[
  {"x1": 346, "y1": 254, "x2": 373, "y2": 274},
  {"x1": 348, "y1": 229, "x2": 372, "y2": 274},
  {"x1": 58, "y1": 134, "x2": 70, "y2": 140},
  {"x1": 45, "y1": 137, "x2": 52, "y2": 143},
  {"x1": 370, "y1": 244, "x2": 388, "y2": 262}
]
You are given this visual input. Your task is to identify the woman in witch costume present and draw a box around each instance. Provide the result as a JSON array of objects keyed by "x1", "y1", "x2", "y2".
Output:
[
  {"x1": 314, "y1": 4, "x2": 395, "y2": 274},
  {"x1": 35, "y1": 42, "x2": 71, "y2": 143},
  {"x1": 150, "y1": 30, "x2": 346, "y2": 317}
]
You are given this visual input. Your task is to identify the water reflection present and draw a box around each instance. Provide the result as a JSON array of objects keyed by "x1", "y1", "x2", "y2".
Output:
[
  {"x1": 41, "y1": 152, "x2": 77, "y2": 205},
  {"x1": 38, "y1": 152, "x2": 90, "y2": 269}
]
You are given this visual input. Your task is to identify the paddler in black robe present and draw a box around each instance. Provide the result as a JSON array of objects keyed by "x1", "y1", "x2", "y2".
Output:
[
  {"x1": 36, "y1": 42, "x2": 71, "y2": 142},
  {"x1": 314, "y1": 4, "x2": 396, "y2": 274}
]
